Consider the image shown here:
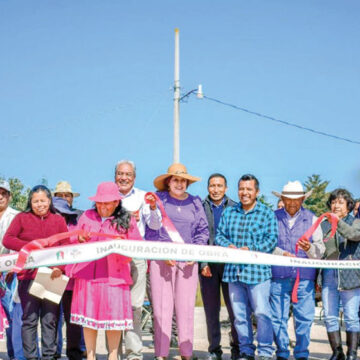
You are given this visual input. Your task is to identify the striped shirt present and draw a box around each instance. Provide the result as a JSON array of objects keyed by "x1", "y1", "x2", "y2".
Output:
[{"x1": 215, "y1": 201, "x2": 278, "y2": 284}]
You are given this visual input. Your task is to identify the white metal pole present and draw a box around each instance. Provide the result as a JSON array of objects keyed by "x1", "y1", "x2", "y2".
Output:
[{"x1": 173, "y1": 28, "x2": 180, "y2": 163}]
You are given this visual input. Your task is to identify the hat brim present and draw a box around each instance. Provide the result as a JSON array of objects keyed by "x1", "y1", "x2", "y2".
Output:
[
  {"x1": 52, "y1": 191, "x2": 80, "y2": 198},
  {"x1": 154, "y1": 173, "x2": 200, "y2": 191},
  {"x1": 88, "y1": 194, "x2": 122, "y2": 202},
  {"x1": 272, "y1": 190, "x2": 313, "y2": 200}
]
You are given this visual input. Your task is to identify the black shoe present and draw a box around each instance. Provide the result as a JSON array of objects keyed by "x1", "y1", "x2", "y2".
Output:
[
  {"x1": 231, "y1": 349, "x2": 240, "y2": 360},
  {"x1": 327, "y1": 331, "x2": 345, "y2": 360},
  {"x1": 346, "y1": 332, "x2": 359, "y2": 360},
  {"x1": 277, "y1": 358, "x2": 288, "y2": 360},
  {"x1": 205, "y1": 353, "x2": 222, "y2": 360},
  {"x1": 236, "y1": 354, "x2": 255, "y2": 360},
  {"x1": 170, "y1": 336, "x2": 178, "y2": 348},
  {"x1": 295, "y1": 358, "x2": 308, "y2": 360}
]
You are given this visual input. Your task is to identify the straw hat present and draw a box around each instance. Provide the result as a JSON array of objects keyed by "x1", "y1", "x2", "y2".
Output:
[
  {"x1": 89, "y1": 182, "x2": 122, "y2": 202},
  {"x1": 272, "y1": 180, "x2": 313, "y2": 199},
  {"x1": 154, "y1": 163, "x2": 201, "y2": 191},
  {"x1": 53, "y1": 181, "x2": 80, "y2": 197}
]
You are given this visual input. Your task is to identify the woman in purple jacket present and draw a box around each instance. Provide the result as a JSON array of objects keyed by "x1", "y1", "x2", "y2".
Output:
[{"x1": 147, "y1": 163, "x2": 209, "y2": 360}]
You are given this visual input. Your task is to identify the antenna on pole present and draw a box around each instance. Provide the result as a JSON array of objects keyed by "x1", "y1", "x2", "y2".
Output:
[{"x1": 173, "y1": 28, "x2": 180, "y2": 163}]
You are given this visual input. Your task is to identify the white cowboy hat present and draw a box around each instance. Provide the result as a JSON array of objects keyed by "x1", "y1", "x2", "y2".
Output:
[{"x1": 272, "y1": 180, "x2": 312, "y2": 200}]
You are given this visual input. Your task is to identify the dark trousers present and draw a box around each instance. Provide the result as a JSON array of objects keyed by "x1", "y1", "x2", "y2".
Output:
[
  {"x1": 18, "y1": 279, "x2": 60, "y2": 360},
  {"x1": 199, "y1": 263, "x2": 239, "y2": 355},
  {"x1": 62, "y1": 290, "x2": 83, "y2": 360}
]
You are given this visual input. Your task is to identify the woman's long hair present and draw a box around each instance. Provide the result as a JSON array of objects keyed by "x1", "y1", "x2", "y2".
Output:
[
  {"x1": 25, "y1": 185, "x2": 56, "y2": 214},
  {"x1": 111, "y1": 202, "x2": 131, "y2": 231}
]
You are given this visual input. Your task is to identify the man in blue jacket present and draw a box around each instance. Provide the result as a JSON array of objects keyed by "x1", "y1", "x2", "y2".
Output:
[{"x1": 271, "y1": 181, "x2": 324, "y2": 360}]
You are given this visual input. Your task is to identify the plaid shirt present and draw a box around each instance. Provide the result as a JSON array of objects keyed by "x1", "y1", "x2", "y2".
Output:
[{"x1": 215, "y1": 201, "x2": 278, "y2": 284}]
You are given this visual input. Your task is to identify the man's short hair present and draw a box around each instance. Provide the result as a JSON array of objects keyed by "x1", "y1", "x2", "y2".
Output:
[
  {"x1": 115, "y1": 160, "x2": 136, "y2": 177},
  {"x1": 207, "y1": 173, "x2": 227, "y2": 187},
  {"x1": 238, "y1": 174, "x2": 259, "y2": 190}
]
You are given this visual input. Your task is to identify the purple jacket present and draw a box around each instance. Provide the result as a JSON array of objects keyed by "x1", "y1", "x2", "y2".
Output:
[
  {"x1": 145, "y1": 191, "x2": 209, "y2": 245},
  {"x1": 272, "y1": 207, "x2": 316, "y2": 281}
]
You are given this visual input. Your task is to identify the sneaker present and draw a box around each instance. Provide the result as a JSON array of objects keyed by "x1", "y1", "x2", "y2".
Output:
[{"x1": 258, "y1": 357, "x2": 272, "y2": 360}]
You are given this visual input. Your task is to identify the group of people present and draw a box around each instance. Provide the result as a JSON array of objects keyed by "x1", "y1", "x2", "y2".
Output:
[{"x1": 0, "y1": 160, "x2": 360, "y2": 360}]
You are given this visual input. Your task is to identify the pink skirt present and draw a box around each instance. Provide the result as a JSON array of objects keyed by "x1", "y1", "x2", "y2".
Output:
[
  {"x1": 0, "y1": 302, "x2": 9, "y2": 340},
  {"x1": 70, "y1": 278, "x2": 133, "y2": 330}
]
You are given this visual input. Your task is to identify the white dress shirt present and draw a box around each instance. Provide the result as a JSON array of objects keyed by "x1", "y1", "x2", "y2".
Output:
[
  {"x1": 0, "y1": 206, "x2": 20, "y2": 254},
  {"x1": 120, "y1": 187, "x2": 162, "y2": 238}
]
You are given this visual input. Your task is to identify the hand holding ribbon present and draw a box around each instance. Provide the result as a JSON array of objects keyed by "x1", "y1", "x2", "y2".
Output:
[
  {"x1": 145, "y1": 192, "x2": 184, "y2": 244},
  {"x1": 292, "y1": 212, "x2": 338, "y2": 303},
  {"x1": 12, "y1": 229, "x2": 128, "y2": 274}
]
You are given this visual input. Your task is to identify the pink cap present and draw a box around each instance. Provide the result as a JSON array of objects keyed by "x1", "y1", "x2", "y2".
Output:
[{"x1": 89, "y1": 182, "x2": 122, "y2": 202}]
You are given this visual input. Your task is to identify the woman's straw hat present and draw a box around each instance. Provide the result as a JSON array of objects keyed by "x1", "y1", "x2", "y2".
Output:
[{"x1": 153, "y1": 163, "x2": 200, "y2": 191}]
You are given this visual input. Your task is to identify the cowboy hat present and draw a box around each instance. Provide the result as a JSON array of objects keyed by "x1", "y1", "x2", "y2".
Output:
[
  {"x1": 154, "y1": 163, "x2": 200, "y2": 191},
  {"x1": 272, "y1": 180, "x2": 312, "y2": 199},
  {"x1": 53, "y1": 181, "x2": 80, "y2": 197}
]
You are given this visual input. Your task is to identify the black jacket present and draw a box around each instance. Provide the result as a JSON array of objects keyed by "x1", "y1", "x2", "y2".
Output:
[{"x1": 201, "y1": 195, "x2": 236, "y2": 269}]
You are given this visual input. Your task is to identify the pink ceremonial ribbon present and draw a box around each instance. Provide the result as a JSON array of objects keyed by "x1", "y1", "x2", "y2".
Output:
[
  {"x1": 145, "y1": 192, "x2": 184, "y2": 243},
  {"x1": 291, "y1": 212, "x2": 339, "y2": 303},
  {"x1": 12, "y1": 229, "x2": 127, "y2": 274},
  {"x1": 13, "y1": 193, "x2": 184, "y2": 273}
]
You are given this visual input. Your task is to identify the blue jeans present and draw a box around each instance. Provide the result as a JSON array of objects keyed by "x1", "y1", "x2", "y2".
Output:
[
  {"x1": 12, "y1": 303, "x2": 26, "y2": 360},
  {"x1": 322, "y1": 269, "x2": 360, "y2": 332},
  {"x1": 1, "y1": 276, "x2": 16, "y2": 359},
  {"x1": 270, "y1": 278, "x2": 315, "y2": 359},
  {"x1": 229, "y1": 280, "x2": 274, "y2": 357},
  {"x1": 322, "y1": 269, "x2": 341, "y2": 332}
]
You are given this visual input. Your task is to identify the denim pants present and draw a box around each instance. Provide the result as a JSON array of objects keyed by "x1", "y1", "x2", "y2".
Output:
[
  {"x1": 228, "y1": 280, "x2": 274, "y2": 357},
  {"x1": 323, "y1": 269, "x2": 360, "y2": 332},
  {"x1": 270, "y1": 278, "x2": 315, "y2": 359},
  {"x1": 322, "y1": 269, "x2": 341, "y2": 332},
  {"x1": 12, "y1": 302, "x2": 26, "y2": 360},
  {"x1": 1, "y1": 279, "x2": 15, "y2": 359}
]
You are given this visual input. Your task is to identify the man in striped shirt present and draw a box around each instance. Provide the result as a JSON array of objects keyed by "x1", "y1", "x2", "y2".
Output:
[{"x1": 216, "y1": 174, "x2": 278, "y2": 360}]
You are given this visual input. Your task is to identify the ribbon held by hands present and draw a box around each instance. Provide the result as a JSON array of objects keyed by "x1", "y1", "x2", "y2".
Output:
[
  {"x1": 12, "y1": 229, "x2": 127, "y2": 274},
  {"x1": 292, "y1": 212, "x2": 339, "y2": 303},
  {"x1": 145, "y1": 192, "x2": 184, "y2": 243}
]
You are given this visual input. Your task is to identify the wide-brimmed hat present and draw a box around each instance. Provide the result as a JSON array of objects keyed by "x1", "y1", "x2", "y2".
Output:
[
  {"x1": 154, "y1": 163, "x2": 200, "y2": 191},
  {"x1": 0, "y1": 180, "x2": 11, "y2": 193},
  {"x1": 272, "y1": 180, "x2": 312, "y2": 200},
  {"x1": 53, "y1": 197, "x2": 78, "y2": 215},
  {"x1": 53, "y1": 181, "x2": 80, "y2": 197},
  {"x1": 89, "y1": 182, "x2": 122, "y2": 202}
]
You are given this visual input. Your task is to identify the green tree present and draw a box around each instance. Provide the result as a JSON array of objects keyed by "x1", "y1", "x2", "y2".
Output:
[
  {"x1": 303, "y1": 174, "x2": 330, "y2": 216},
  {"x1": 258, "y1": 194, "x2": 274, "y2": 210},
  {"x1": 0, "y1": 177, "x2": 30, "y2": 211}
]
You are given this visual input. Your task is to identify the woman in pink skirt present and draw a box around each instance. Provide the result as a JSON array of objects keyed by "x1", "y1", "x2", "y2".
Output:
[{"x1": 68, "y1": 182, "x2": 142, "y2": 360}]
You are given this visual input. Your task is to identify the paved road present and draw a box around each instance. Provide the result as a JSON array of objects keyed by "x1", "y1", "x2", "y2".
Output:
[{"x1": 0, "y1": 307, "x2": 335, "y2": 360}]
